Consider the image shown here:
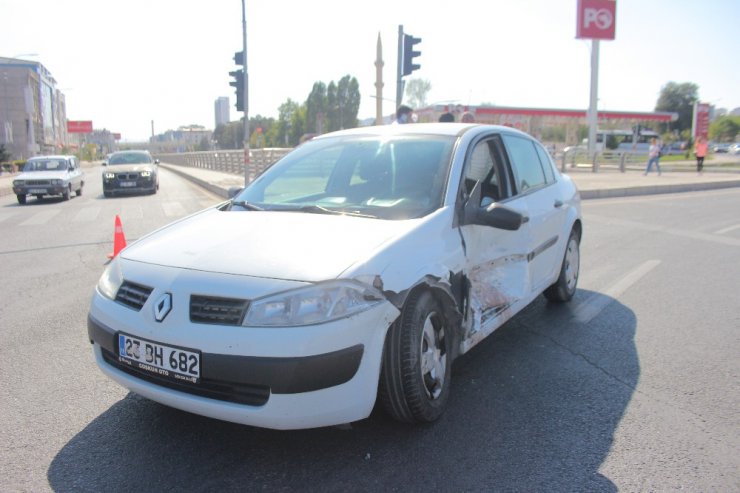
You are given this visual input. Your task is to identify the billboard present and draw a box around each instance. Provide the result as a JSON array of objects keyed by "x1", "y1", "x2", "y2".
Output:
[
  {"x1": 693, "y1": 103, "x2": 711, "y2": 140},
  {"x1": 577, "y1": 0, "x2": 617, "y2": 40},
  {"x1": 67, "y1": 121, "x2": 93, "y2": 133}
]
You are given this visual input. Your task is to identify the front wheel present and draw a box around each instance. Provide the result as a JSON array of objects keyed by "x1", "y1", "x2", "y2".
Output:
[
  {"x1": 544, "y1": 228, "x2": 580, "y2": 302},
  {"x1": 379, "y1": 290, "x2": 452, "y2": 423},
  {"x1": 62, "y1": 185, "x2": 71, "y2": 201},
  {"x1": 16, "y1": 194, "x2": 26, "y2": 205}
]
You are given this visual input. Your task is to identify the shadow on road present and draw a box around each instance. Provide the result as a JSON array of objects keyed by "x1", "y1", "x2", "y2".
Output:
[{"x1": 48, "y1": 289, "x2": 637, "y2": 492}]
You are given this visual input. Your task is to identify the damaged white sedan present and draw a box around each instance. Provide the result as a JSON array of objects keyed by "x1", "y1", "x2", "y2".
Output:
[{"x1": 88, "y1": 123, "x2": 582, "y2": 429}]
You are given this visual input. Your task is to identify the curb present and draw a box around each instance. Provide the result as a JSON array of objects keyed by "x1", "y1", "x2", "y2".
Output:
[{"x1": 579, "y1": 179, "x2": 740, "y2": 199}]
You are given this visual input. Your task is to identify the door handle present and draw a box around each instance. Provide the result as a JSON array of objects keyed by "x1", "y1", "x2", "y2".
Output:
[{"x1": 554, "y1": 200, "x2": 563, "y2": 208}]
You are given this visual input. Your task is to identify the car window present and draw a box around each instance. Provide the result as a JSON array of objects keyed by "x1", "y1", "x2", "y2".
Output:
[
  {"x1": 464, "y1": 140, "x2": 502, "y2": 204},
  {"x1": 109, "y1": 153, "x2": 153, "y2": 165},
  {"x1": 533, "y1": 142, "x2": 556, "y2": 183},
  {"x1": 502, "y1": 134, "x2": 547, "y2": 194}
]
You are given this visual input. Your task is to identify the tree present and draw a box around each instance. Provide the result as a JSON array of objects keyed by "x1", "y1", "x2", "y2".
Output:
[
  {"x1": 655, "y1": 82, "x2": 699, "y2": 133},
  {"x1": 405, "y1": 78, "x2": 432, "y2": 109},
  {"x1": 0, "y1": 144, "x2": 11, "y2": 163},
  {"x1": 306, "y1": 82, "x2": 328, "y2": 134},
  {"x1": 709, "y1": 115, "x2": 740, "y2": 142},
  {"x1": 276, "y1": 99, "x2": 306, "y2": 147}
]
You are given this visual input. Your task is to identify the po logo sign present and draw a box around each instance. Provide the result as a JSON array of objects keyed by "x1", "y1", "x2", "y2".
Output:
[{"x1": 577, "y1": 0, "x2": 617, "y2": 40}]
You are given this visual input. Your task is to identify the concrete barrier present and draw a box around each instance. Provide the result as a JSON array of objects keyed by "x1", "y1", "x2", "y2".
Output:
[{"x1": 154, "y1": 148, "x2": 291, "y2": 181}]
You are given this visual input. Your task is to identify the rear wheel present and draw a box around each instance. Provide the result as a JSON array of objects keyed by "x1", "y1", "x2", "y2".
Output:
[
  {"x1": 379, "y1": 290, "x2": 452, "y2": 423},
  {"x1": 16, "y1": 194, "x2": 26, "y2": 205},
  {"x1": 544, "y1": 228, "x2": 580, "y2": 302}
]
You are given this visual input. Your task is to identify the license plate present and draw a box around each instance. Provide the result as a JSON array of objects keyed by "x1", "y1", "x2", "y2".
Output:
[
  {"x1": 29, "y1": 188, "x2": 47, "y2": 194},
  {"x1": 120, "y1": 181, "x2": 137, "y2": 187},
  {"x1": 118, "y1": 333, "x2": 201, "y2": 384}
]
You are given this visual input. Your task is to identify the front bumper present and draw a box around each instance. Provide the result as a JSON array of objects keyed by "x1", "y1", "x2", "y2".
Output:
[
  {"x1": 88, "y1": 290, "x2": 400, "y2": 429},
  {"x1": 13, "y1": 184, "x2": 67, "y2": 196}
]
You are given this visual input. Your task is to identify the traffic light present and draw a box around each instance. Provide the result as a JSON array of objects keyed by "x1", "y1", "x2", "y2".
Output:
[
  {"x1": 402, "y1": 34, "x2": 421, "y2": 76},
  {"x1": 229, "y1": 69, "x2": 245, "y2": 112},
  {"x1": 230, "y1": 51, "x2": 246, "y2": 112}
]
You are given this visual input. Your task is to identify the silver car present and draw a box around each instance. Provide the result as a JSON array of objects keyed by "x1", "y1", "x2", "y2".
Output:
[{"x1": 12, "y1": 155, "x2": 85, "y2": 205}]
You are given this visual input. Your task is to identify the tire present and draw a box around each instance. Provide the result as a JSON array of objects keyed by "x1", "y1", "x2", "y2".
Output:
[
  {"x1": 544, "y1": 228, "x2": 580, "y2": 302},
  {"x1": 76, "y1": 182, "x2": 83, "y2": 196},
  {"x1": 103, "y1": 191, "x2": 112, "y2": 198},
  {"x1": 62, "y1": 185, "x2": 71, "y2": 201},
  {"x1": 379, "y1": 290, "x2": 452, "y2": 423},
  {"x1": 17, "y1": 194, "x2": 26, "y2": 205}
]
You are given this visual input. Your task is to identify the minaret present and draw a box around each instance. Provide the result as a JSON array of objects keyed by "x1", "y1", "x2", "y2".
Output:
[{"x1": 375, "y1": 33, "x2": 384, "y2": 125}]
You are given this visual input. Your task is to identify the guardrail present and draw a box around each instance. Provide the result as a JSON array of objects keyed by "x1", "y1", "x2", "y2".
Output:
[
  {"x1": 154, "y1": 148, "x2": 291, "y2": 181},
  {"x1": 558, "y1": 149, "x2": 648, "y2": 173}
]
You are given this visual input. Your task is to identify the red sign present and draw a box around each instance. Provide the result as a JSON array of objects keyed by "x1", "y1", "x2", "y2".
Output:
[
  {"x1": 577, "y1": 0, "x2": 617, "y2": 40},
  {"x1": 113, "y1": 133, "x2": 121, "y2": 140},
  {"x1": 67, "y1": 121, "x2": 93, "y2": 133},
  {"x1": 693, "y1": 103, "x2": 711, "y2": 140}
]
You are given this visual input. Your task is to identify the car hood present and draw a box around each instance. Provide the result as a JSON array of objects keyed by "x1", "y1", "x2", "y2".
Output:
[
  {"x1": 16, "y1": 170, "x2": 72, "y2": 181},
  {"x1": 105, "y1": 164, "x2": 156, "y2": 173},
  {"x1": 122, "y1": 209, "x2": 421, "y2": 282}
]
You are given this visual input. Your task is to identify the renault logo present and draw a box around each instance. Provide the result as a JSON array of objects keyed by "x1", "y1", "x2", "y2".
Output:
[{"x1": 154, "y1": 293, "x2": 172, "y2": 322}]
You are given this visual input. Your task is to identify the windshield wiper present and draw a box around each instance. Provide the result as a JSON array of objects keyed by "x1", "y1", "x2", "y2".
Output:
[
  {"x1": 280, "y1": 205, "x2": 378, "y2": 218},
  {"x1": 231, "y1": 200, "x2": 264, "y2": 211}
]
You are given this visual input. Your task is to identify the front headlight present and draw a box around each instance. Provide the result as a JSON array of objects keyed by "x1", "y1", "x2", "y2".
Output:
[
  {"x1": 97, "y1": 258, "x2": 123, "y2": 300},
  {"x1": 104, "y1": 172, "x2": 115, "y2": 179},
  {"x1": 140, "y1": 170, "x2": 152, "y2": 178},
  {"x1": 243, "y1": 280, "x2": 385, "y2": 327},
  {"x1": 51, "y1": 179, "x2": 62, "y2": 186},
  {"x1": 13, "y1": 180, "x2": 24, "y2": 186}
]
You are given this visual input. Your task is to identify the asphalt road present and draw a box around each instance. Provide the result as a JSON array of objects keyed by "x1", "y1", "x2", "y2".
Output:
[{"x1": 0, "y1": 168, "x2": 738, "y2": 492}]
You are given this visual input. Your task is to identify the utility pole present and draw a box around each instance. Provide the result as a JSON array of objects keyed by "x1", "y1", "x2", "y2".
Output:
[
  {"x1": 241, "y1": 0, "x2": 250, "y2": 186},
  {"x1": 396, "y1": 25, "x2": 404, "y2": 110},
  {"x1": 586, "y1": 39, "x2": 599, "y2": 158}
]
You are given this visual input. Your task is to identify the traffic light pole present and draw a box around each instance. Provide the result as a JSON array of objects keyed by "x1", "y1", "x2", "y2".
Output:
[
  {"x1": 396, "y1": 25, "x2": 404, "y2": 110},
  {"x1": 241, "y1": 0, "x2": 250, "y2": 186}
]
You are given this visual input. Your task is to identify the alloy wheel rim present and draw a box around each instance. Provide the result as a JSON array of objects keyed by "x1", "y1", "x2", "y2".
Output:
[
  {"x1": 564, "y1": 237, "x2": 580, "y2": 290},
  {"x1": 420, "y1": 313, "x2": 446, "y2": 400}
]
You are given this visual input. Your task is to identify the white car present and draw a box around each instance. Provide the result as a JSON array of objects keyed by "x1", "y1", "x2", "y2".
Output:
[
  {"x1": 729, "y1": 143, "x2": 740, "y2": 155},
  {"x1": 12, "y1": 155, "x2": 84, "y2": 204},
  {"x1": 88, "y1": 123, "x2": 582, "y2": 430}
]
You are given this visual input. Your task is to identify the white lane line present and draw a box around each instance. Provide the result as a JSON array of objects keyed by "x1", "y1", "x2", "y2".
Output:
[
  {"x1": 19, "y1": 209, "x2": 62, "y2": 226},
  {"x1": 573, "y1": 259, "x2": 662, "y2": 324},
  {"x1": 714, "y1": 224, "x2": 740, "y2": 235},
  {"x1": 162, "y1": 201, "x2": 187, "y2": 217},
  {"x1": 73, "y1": 206, "x2": 101, "y2": 222},
  {"x1": 0, "y1": 212, "x2": 18, "y2": 224}
]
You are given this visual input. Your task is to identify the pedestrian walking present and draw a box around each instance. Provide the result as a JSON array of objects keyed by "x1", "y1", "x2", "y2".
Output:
[
  {"x1": 694, "y1": 136, "x2": 708, "y2": 174},
  {"x1": 644, "y1": 138, "x2": 662, "y2": 175}
]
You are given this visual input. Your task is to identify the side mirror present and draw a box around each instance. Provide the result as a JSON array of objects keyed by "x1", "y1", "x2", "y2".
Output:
[
  {"x1": 154, "y1": 159, "x2": 160, "y2": 165},
  {"x1": 474, "y1": 203, "x2": 527, "y2": 231},
  {"x1": 227, "y1": 186, "x2": 243, "y2": 199}
]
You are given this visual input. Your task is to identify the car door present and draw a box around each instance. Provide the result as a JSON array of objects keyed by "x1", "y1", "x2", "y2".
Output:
[
  {"x1": 501, "y1": 134, "x2": 567, "y2": 293},
  {"x1": 457, "y1": 134, "x2": 533, "y2": 345}
]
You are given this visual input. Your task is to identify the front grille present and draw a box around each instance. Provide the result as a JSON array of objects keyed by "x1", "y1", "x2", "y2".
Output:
[
  {"x1": 115, "y1": 281, "x2": 153, "y2": 311},
  {"x1": 26, "y1": 179, "x2": 51, "y2": 186},
  {"x1": 190, "y1": 295, "x2": 249, "y2": 325},
  {"x1": 101, "y1": 348, "x2": 270, "y2": 406},
  {"x1": 116, "y1": 172, "x2": 139, "y2": 180}
]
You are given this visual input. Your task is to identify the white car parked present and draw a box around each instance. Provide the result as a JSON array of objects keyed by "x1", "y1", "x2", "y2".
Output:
[{"x1": 88, "y1": 123, "x2": 582, "y2": 429}]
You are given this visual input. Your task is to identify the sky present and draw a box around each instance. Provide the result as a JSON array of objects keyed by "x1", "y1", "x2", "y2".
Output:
[{"x1": 2, "y1": 0, "x2": 738, "y2": 142}]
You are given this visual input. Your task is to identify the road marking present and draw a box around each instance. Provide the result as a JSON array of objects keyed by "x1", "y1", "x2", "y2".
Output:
[
  {"x1": 162, "y1": 201, "x2": 187, "y2": 217},
  {"x1": 0, "y1": 212, "x2": 18, "y2": 223},
  {"x1": 20, "y1": 209, "x2": 62, "y2": 226},
  {"x1": 586, "y1": 214, "x2": 740, "y2": 247},
  {"x1": 714, "y1": 224, "x2": 740, "y2": 235},
  {"x1": 73, "y1": 206, "x2": 101, "y2": 222},
  {"x1": 573, "y1": 259, "x2": 661, "y2": 324}
]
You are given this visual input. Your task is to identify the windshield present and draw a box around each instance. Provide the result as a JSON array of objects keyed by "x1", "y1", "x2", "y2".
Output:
[
  {"x1": 109, "y1": 152, "x2": 153, "y2": 165},
  {"x1": 23, "y1": 159, "x2": 69, "y2": 172},
  {"x1": 233, "y1": 134, "x2": 455, "y2": 220}
]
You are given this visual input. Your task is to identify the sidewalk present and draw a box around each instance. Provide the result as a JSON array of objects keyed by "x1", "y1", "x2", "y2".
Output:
[{"x1": 2, "y1": 159, "x2": 739, "y2": 201}]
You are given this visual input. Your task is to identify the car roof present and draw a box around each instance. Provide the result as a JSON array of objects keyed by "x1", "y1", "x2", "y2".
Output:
[
  {"x1": 311, "y1": 123, "x2": 534, "y2": 141},
  {"x1": 111, "y1": 150, "x2": 151, "y2": 155},
  {"x1": 27, "y1": 155, "x2": 74, "y2": 161}
]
